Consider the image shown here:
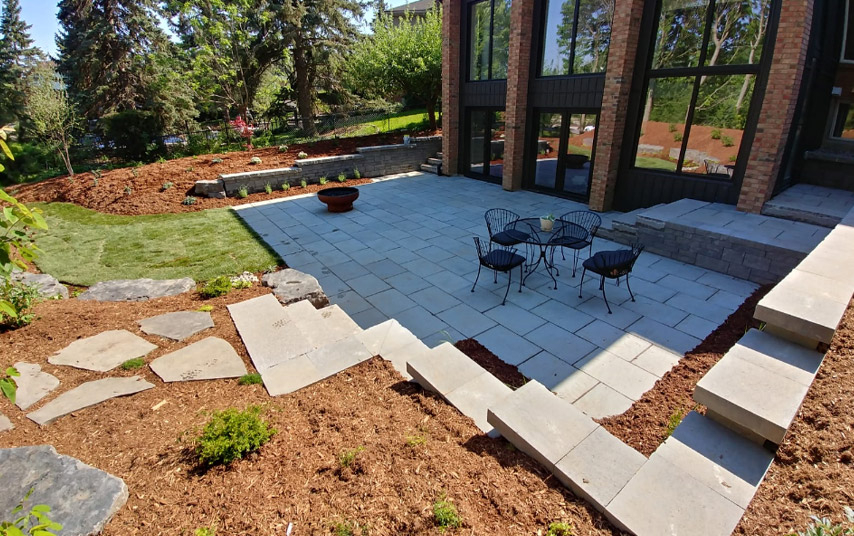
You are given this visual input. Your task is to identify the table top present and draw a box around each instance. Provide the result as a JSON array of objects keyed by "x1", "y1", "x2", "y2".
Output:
[{"x1": 512, "y1": 218, "x2": 588, "y2": 246}]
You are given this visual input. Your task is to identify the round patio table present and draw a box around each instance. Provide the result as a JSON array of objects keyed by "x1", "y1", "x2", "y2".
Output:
[{"x1": 511, "y1": 218, "x2": 587, "y2": 289}]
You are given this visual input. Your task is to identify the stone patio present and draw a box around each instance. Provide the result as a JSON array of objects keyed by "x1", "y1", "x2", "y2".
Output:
[{"x1": 234, "y1": 172, "x2": 759, "y2": 418}]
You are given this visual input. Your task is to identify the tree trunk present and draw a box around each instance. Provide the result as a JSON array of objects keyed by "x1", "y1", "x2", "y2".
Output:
[
  {"x1": 60, "y1": 140, "x2": 74, "y2": 177},
  {"x1": 642, "y1": 89, "x2": 653, "y2": 125},
  {"x1": 735, "y1": 74, "x2": 752, "y2": 112},
  {"x1": 293, "y1": 38, "x2": 317, "y2": 137},
  {"x1": 426, "y1": 99, "x2": 437, "y2": 130}
]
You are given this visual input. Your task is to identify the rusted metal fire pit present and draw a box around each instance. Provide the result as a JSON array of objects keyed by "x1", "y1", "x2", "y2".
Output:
[{"x1": 317, "y1": 186, "x2": 359, "y2": 213}]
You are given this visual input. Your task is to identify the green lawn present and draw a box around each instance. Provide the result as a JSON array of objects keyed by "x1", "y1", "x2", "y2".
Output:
[
  {"x1": 32, "y1": 203, "x2": 281, "y2": 286},
  {"x1": 349, "y1": 109, "x2": 431, "y2": 136},
  {"x1": 635, "y1": 156, "x2": 678, "y2": 171}
]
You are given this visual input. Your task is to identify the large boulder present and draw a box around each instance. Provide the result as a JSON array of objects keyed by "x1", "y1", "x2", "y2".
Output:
[
  {"x1": 77, "y1": 278, "x2": 195, "y2": 302},
  {"x1": 262, "y1": 269, "x2": 329, "y2": 308},
  {"x1": 11, "y1": 272, "x2": 68, "y2": 299}
]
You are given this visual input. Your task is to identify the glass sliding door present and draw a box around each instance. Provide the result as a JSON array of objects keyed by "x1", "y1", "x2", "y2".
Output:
[
  {"x1": 528, "y1": 110, "x2": 597, "y2": 200},
  {"x1": 466, "y1": 108, "x2": 505, "y2": 183}
]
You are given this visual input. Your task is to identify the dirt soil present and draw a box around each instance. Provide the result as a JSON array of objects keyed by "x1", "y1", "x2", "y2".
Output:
[
  {"x1": 7, "y1": 130, "x2": 439, "y2": 216},
  {"x1": 637, "y1": 121, "x2": 744, "y2": 165},
  {"x1": 455, "y1": 339, "x2": 527, "y2": 389},
  {"x1": 0, "y1": 285, "x2": 617, "y2": 536}
]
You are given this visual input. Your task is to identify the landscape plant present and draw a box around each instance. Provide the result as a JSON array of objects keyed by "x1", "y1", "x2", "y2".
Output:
[
  {"x1": 0, "y1": 278, "x2": 40, "y2": 329},
  {"x1": 161, "y1": 181, "x2": 173, "y2": 191},
  {"x1": 182, "y1": 196, "x2": 197, "y2": 205},
  {"x1": 264, "y1": 183, "x2": 273, "y2": 194},
  {"x1": 250, "y1": 156, "x2": 262, "y2": 165},
  {"x1": 199, "y1": 276, "x2": 233, "y2": 298},
  {"x1": 195, "y1": 406, "x2": 275, "y2": 466},
  {"x1": 721, "y1": 135, "x2": 734, "y2": 147},
  {"x1": 238, "y1": 373, "x2": 262, "y2": 385},
  {"x1": 300, "y1": 179, "x2": 307, "y2": 188},
  {"x1": 433, "y1": 493, "x2": 461, "y2": 531},
  {"x1": 297, "y1": 151, "x2": 308, "y2": 159},
  {"x1": 237, "y1": 185, "x2": 249, "y2": 198},
  {"x1": 319, "y1": 176, "x2": 328, "y2": 185},
  {"x1": 353, "y1": 168, "x2": 360, "y2": 179},
  {"x1": 710, "y1": 128, "x2": 722, "y2": 140},
  {"x1": 1, "y1": 366, "x2": 19, "y2": 404},
  {"x1": 338, "y1": 446, "x2": 364, "y2": 468},
  {"x1": 22, "y1": 63, "x2": 80, "y2": 177},
  {"x1": 281, "y1": 182, "x2": 290, "y2": 191},
  {"x1": 788, "y1": 507, "x2": 854, "y2": 536},
  {"x1": 121, "y1": 358, "x2": 145, "y2": 370},
  {"x1": 547, "y1": 522, "x2": 573, "y2": 536},
  {"x1": 337, "y1": 173, "x2": 346, "y2": 182},
  {"x1": 0, "y1": 489, "x2": 62, "y2": 536}
]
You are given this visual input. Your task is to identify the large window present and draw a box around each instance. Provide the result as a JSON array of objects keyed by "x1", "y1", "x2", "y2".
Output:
[
  {"x1": 469, "y1": 0, "x2": 512, "y2": 80},
  {"x1": 540, "y1": 0, "x2": 614, "y2": 76},
  {"x1": 634, "y1": 0, "x2": 771, "y2": 176},
  {"x1": 468, "y1": 109, "x2": 506, "y2": 180}
]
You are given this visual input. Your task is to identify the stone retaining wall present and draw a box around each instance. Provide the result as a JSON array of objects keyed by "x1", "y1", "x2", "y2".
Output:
[{"x1": 194, "y1": 136, "x2": 442, "y2": 198}]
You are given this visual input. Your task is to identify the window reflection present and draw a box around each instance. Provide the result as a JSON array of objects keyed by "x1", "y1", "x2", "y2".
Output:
[
  {"x1": 635, "y1": 77, "x2": 692, "y2": 172},
  {"x1": 651, "y1": 0, "x2": 709, "y2": 70},
  {"x1": 469, "y1": 1, "x2": 491, "y2": 81},
  {"x1": 468, "y1": 0, "x2": 512, "y2": 81},
  {"x1": 534, "y1": 113, "x2": 562, "y2": 188},
  {"x1": 540, "y1": 0, "x2": 613, "y2": 77},
  {"x1": 491, "y1": 0, "x2": 512, "y2": 78}
]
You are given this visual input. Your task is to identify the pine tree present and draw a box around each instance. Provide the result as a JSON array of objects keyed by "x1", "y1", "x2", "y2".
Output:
[{"x1": 0, "y1": 0, "x2": 41, "y2": 124}]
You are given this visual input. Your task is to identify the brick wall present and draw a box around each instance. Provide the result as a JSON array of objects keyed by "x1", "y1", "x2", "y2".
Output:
[
  {"x1": 588, "y1": 0, "x2": 647, "y2": 212},
  {"x1": 737, "y1": 0, "x2": 814, "y2": 213},
  {"x1": 442, "y1": 0, "x2": 462, "y2": 175},
  {"x1": 502, "y1": 0, "x2": 535, "y2": 191}
]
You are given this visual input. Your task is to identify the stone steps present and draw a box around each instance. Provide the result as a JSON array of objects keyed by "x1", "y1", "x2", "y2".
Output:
[
  {"x1": 426, "y1": 157, "x2": 443, "y2": 166},
  {"x1": 420, "y1": 152, "x2": 443, "y2": 175},
  {"x1": 694, "y1": 328, "x2": 824, "y2": 446},
  {"x1": 420, "y1": 163, "x2": 439, "y2": 174}
]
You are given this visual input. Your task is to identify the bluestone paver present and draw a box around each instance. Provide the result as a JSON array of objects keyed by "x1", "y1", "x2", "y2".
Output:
[
  {"x1": 524, "y1": 323, "x2": 597, "y2": 365},
  {"x1": 138, "y1": 311, "x2": 214, "y2": 341},
  {"x1": 48, "y1": 330, "x2": 158, "y2": 372},
  {"x1": 484, "y1": 303, "x2": 547, "y2": 336},
  {"x1": 12, "y1": 362, "x2": 60, "y2": 410},
  {"x1": 28, "y1": 376, "x2": 154, "y2": 426},
  {"x1": 0, "y1": 413, "x2": 11, "y2": 432},
  {"x1": 149, "y1": 337, "x2": 247, "y2": 382},
  {"x1": 627, "y1": 317, "x2": 701, "y2": 355},
  {"x1": 476, "y1": 325, "x2": 543, "y2": 366},
  {"x1": 228, "y1": 294, "x2": 313, "y2": 372},
  {"x1": 576, "y1": 321, "x2": 652, "y2": 361},
  {"x1": 755, "y1": 285, "x2": 847, "y2": 345},
  {"x1": 631, "y1": 345, "x2": 682, "y2": 378},
  {"x1": 572, "y1": 382, "x2": 634, "y2": 419},
  {"x1": 675, "y1": 314, "x2": 719, "y2": 340},
  {"x1": 574, "y1": 349, "x2": 659, "y2": 400},
  {"x1": 261, "y1": 354, "x2": 323, "y2": 397},
  {"x1": 407, "y1": 342, "x2": 487, "y2": 396},
  {"x1": 443, "y1": 371, "x2": 512, "y2": 437},
  {"x1": 437, "y1": 303, "x2": 497, "y2": 338},
  {"x1": 307, "y1": 335, "x2": 372, "y2": 378}
]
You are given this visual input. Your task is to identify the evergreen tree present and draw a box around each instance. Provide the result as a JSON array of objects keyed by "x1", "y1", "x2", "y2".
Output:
[
  {"x1": 56, "y1": 0, "x2": 196, "y2": 127},
  {"x1": 0, "y1": 0, "x2": 41, "y2": 124}
]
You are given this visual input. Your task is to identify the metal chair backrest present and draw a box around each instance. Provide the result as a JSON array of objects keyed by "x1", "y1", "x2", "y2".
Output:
[
  {"x1": 484, "y1": 208, "x2": 521, "y2": 240},
  {"x1": 558, "y1": 210, "x2": 601, "y2": 240}
]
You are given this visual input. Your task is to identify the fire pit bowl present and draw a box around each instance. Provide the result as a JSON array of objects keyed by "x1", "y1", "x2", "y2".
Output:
[{"x1": 317, "y1": 186, "x2": 360, "y2": 213}]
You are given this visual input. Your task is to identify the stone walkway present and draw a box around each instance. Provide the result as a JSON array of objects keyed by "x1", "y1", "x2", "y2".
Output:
[{"x1": 234, "y1": 172, "x2": 759, "y2": 418}]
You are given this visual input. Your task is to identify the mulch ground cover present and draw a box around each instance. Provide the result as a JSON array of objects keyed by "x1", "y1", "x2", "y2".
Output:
[
  {"x1": 0, "y1": 284, "x2": 617, "y2": 536},
  {"x1": 7, "y1": 130, "x2": 439, "y2": 216}
]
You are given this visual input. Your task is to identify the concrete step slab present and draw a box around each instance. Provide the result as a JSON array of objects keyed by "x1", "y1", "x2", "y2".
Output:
[
  {"x1": 755, "y1": 283, "x2": 847, "y2": 346},
  {"x1": 420, "y1": 164, "x2": 439, "y2": 174},
  {"x1": 228, "y1": 294, "x2": 313, "y2": 372},
  {"x1": 427, "y1": 157, "x2": 443, "y2": 165},
  {"x1": 406, "y1": 342, "x2": 486, "y2": 396},
  {"x1": 694, "y1": 331, "x2": 822, "y2": 444},
  {"x1": 261, "y1": 354, "x2": 323, "y2": 397},
  {"x1": 315, "y1": 304, "x2": 362, "y2": 344},
  {"x1": 380, "y1": 339, "x2": 431, "y2": 380},
  {"x1": 306, "y1": 335, "x2": 372, "y2": 378},
  {"x1": 443, "y1": 372, "x2": 512, "y2": 437},
  {"x1": 13, "y1": 362, "x2": 60, "y2": 410},
  {"x1": 554, "y1": 426, "x2": 646, "y2": 513},
  {"x1": 487, "y1": 381, "x2": 598, "y2": 471},
  {"x1": 27, "y1": 376, "x2": 154, "y2": 426},
  {"x1": 606, "y1": 455, "x2": 745, "y2": 536},
  {"x1": 149, "y1": 337, "x2": 248, "y2": 382},
  {"x1": 48, "y1": 330, "x2": 158, "y2": 372},
  {"x1": 651, "y1": 411, "x2": 774, "y2": 509}
]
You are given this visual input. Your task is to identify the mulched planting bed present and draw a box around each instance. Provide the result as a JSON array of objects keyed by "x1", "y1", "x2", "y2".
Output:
[
  {"x1": 7, "y1": 130, "x2": 439, "y2": 216},
  {"x1": 0, "y1": 285, "x2": 617, "y2": 535}
]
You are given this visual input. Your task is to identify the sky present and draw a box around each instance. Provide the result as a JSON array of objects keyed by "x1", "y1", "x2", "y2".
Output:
[{"x1": 19, "y1": 0, "x2": 417, "y2": 59}]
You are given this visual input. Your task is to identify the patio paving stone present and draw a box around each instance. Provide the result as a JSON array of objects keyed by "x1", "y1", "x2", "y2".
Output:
[
  {"x1": 620, "y1": 295, "x2": 689, "y2": 327},
  {"x1": 666, "y1": 292, "x2": 733, "y2": 324},
  {"x1": 530, "y1": 299, "x2": 596, "y2": 332},
  {"x1": 366, "y1": 288, "x2": 417, "y2": 316},
  {"x1": 572, "y1": 382, "x2": 634, "y2": 419},
  {"x1": 350, "y1": 307, "x2": 388, "y2": 329},
  {"x1": 628, "y1": 317, "x2": 702, "y2": 356},
  {"x1": 524, "y1": 323, "x2": 597, "y2": 365},
  {"x1": 401, "y1": 258, "x2": 444, "y2": 277},
  {"x1": 347, "y1": 273, "x2": 391, "y2": 296},
  {"x1": 330, "y1": 290, "x2": 373, "y2": 316},
  {"x1": 48, "y1": 330, "x2": 158, "y2": 372},
  {"x1": 385, "y1": 271, "x2": 434, "y2": 294},
  {"x1": 426, "y1": 270, "x2": 473, "y2": 293},
  {"x1": 364, "y1": 259, "x2": 407, "y2": 279},
  {"x1": 477, "y1": 325, "x2": 543, "y2": 366},
  {"x1": 410, "y1": 286, "x2": 463, "y2": 314},
  {"x1": 327, "y1": 260, "x2": 370, "y2": 281},
  {"x1": 574, "y1": 349, "x2": 659, "y2": 400},
  {"x1": 574, "y1": 297, "x2": 642, "y2": 330},
  {"x1": 708, "y1": 289, "x2": 751, "y2": 310},
  {"x1": 657, "y1": 274, "x2": 717, "y2": 300},
  {"x1": 675, "y1": 314, "x2": 719, "y2": 340},
  {"x1": 519, "y1": 351, "x2": 584, "y2": 390},
  {"x1": 576, "y1": 320, "x2": 652, "y2": 361},
  {"x1": 631, "y1": 345, "x2": 683, "y2": 378},
  {"x1": 437, "y1": 303, "x2": 497, "y2": 338},
  {"x1": 484, "y1": 303, "x2": 547, "y2": 336},
  {"x1": 394, "y1": 305, "x2": 450, "y2": 339}
]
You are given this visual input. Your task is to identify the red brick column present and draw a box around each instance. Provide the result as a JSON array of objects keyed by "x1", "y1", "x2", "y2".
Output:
[
  {"x1": 737, "y1": 0, "x2": 814, "y2": 213},
  {"x1": 588, "y1": 0, "x2": 646, "y2": 212},
  {"x1": 502, "y1": 0, "x2": 535, "y2": 190},
  {"x1": 442, "y1": 0, "x2": 462, "y2": 176}
]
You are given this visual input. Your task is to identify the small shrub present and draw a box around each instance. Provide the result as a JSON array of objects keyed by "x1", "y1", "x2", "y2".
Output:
[
  {"x1": 237, "y1": 185, "x2": 249, "y2": 198},
  {"x1": 664, "y1": 407, "x2": 688, "y2": 439},
  {"x1": 668, "y1": 123, "x2": 677, "y2": 133},
  {"x1": 91, "y1": 169, "x2": 102, "y2": 179},
  {"x1": 433, "y1": 493, "x2": 461, "y2": 531},
  {"x1": 123, "y1": 185, "x2": 133, "y2": 195},
  {"x1": 0, "y1": 280, "x2": 41, "y2": 330},
  {"x1": 337, "y1": 173, "x2": 346, "y2": 183},
  {"x1": 250, "y1": 156, "x2": 262, "y2": 165},
  {"x1": 338, "y1": 446, "x2": 365, "y2": 468},
  {"x1": 199, "y1": 276, "x2": 232, "y2": 298},
  {"x1": 281, "y1": 182, "x2": 290, "y2": 191},
  {"x1": 161, "y1": 181, "x2": 173, "y2": 191},
  {"x1": 278, "y1": 144, "x2": 289, "y2": 153},
  {"x1": 194, "y1": 528, "x2": 215, "y2": 536},
  {"x1": 296, "y1": 151, "x2": 308, "y2": 159},
  {"x1": 185, "y1": 166, "x2": 194, "y2": 172},
  {"x1": 405, "y1": 434, "x2": 426, "y2": 447},
  {"x1": 196, "y1": 305, "x2": 213, "y2": 312},
  {"x1": 264, "y1": 182, "x2": 273, "y2": 194},
  {"x1": 195, "y1": 406, "x2": 275, "y2": 466},
  {"x1": 319, "y1": 176, "x2": 328, "y2": 185},
  {"x1": 121, "y1": 357, "x2": 145, "y2": 370},
  {"x1": 182, "y1": 196, "x2": 197, "y2": 205},
  {"x1": 728, "y1": 154, "x2": 738, "y2": 162},
  {"x1": 1, "y1": 367, "x2": 20, "y2": 404},
  {"x1": 788, "y1": 507, "x2": 854, "y2": 536},
  {"x1": 0, "y1": 490, "x2": 62, "y2": 535},
  {"x1": 238, "y1": 373, "x2": 262, "y2": 385},
  {"x1": 300, "y1": 179, "x2": 307, "y2": 188},
  {"x1": 211, "y1": 157, "x2": 223, "y2": 164},
  {"x1": 672, "y1": 132, "x2": 683, "y2": 142},
  {"x1": 231, "y1": 279, "x2": 252, "y2": 290},
  {"x1": 710, "y1": 128, "x2": 722, "y2": 140},
  {"x1": 157, "y1": 156, "x2": 167, "y2": 164},
  {"x1": 721, "y1": 135, "x2": 734, "y2": 147},
  {"x1": 131, "y1": 167, "x2": 139, "y2": 177},
  {"x1": 353, "y1": 168, "x2": 361, "y2": 179},
  {"x1": 547, "y1": 522, "x2": 573, "y2": 536}
]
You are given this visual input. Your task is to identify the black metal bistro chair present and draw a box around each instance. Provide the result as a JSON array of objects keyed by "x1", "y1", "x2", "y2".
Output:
[
  {"x1": 578, "y1": 244, "x2": 644, "y2": 314},
  {"x1": 484, "y1": 208, "x2": 530, "y2": 281},
  {"x1": 550, "y1": 210, "x2": 602, "y2": 277},
  {"x1": 471, "y1": 237, "x2": 526, "y2": 305}
]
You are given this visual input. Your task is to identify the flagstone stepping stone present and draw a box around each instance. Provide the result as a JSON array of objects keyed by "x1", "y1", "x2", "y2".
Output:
[
  {"x1": 0, "y1": 413, "x2": 11, "y2": 432},
  {"x1": 12, "y1": 362, "x2": 60, "y2": 410},
  {"x1": 0, "y1": 445, "x2": 128, "y2": 535},
  {"x1": 27, "y1": 376, "x2": 154, "y2": 426},
  {"x1": 77, "y1": 277, "x2": 195, "y2": 302},
  {"x1": 12, "y1": 272, "x2": 68, "y2": 299},
  {"x1": 48, "y1": 330, "x2": 157, "y2": 372},
  {"x1": 263, "y1": 269, "x2": 329, "y2": 308},
  {"x1": 139, "y1": 311, "x2": 214, "y2": 341},
  {"x1": 149, "y1": 337, "x2": 247, "y2": 382}
]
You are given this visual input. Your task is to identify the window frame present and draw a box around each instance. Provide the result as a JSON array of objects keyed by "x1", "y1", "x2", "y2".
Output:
[
  {"x1": 842, "y1": 0, "x2": 854, "y2": 64},
  {"x1": 466, "y1": 0, "x2": 511, "y2": 82},
  {"x1": 631, "y1": 0, "x2": 769, "y2": 176},
  {"x1": 537, "y1": 0, "x2": 613, "y2": 79}
]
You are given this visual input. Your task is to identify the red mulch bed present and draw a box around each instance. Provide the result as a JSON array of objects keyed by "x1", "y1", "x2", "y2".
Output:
[
  {"x1": 454, "y1": 339, "x2": 527, "y2": 389},
  {"x1": 0, "y1": 286, "x2": 617, "y2": 535},
  {"x1": 7, "y1": 130, "x2": 439, "y2": 216}
]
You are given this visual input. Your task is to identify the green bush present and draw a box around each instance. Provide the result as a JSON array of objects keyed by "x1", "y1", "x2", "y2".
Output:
[
  {"x1": 161, "y1": 181, "x2": 173, "y2": 191},
  {"x1": 0, "y1": 280, "x2": 40, "y2": 329},
  {"x1": 238, "y1": 373, "x2": 262, "y2": 385},
  {"x1": 788, "y1": 507, "x2": 854, "y2": 536},
  {"x1": 353, "y1": 168, "x2": 361, "y2": 180},
  {"x1": 0, "y1": 490, "x2": 62, "y2": 535},
  {"x1": 0, "y1": 142, "x2": 63, "y2": 185},
  {"x1": 182, "y1": 196, "x2": 197, "y2": 205},
  {"x1": 300, "y1": 179, "x2": 307, "y2": 188},
  {"x1": 250, "y1": 157, "x2": 262, "y2": 165},
  {"x1": 710, "y1": 128, "x2": 722, "y2": 140},
  {"x1": 319, "y1": 176, "x2": 328, "y2": 185},
  {"x1": 195, "y1": 406, "x2": 275, "y2": 466},
  {"x1": 433, "y1": 494, "x2": 461, "y2": 531},
  {"x1": 721, "y1": 135, "x2": 734, "y2": 147},
  {"x1": 264, "y1": 183, "x2": 273, "y2": 194},
  {"x1": 211, "y1": 157, "x2": 223, "y2": 164},
  {"x1": 337, "y1": 173, "x2": 346, "y2": 183},
  {"x1": 1, "y1": 366, "x2": 20, "y2": 404},
  {"x1": 101, "y1": 110, "x2": 165, "y2": 162},
  {"x1": 281, "y1": 182, "x2": 290, "y2": 191},
  {"x1": 237, "y1": 185, "x2": 249, "y2": 199},
  {"x1": 338, "y1": 446, "x2": 365, "y2": 468},
  {"x1": 673, "y1": 132, "x2": 683, "y2": 142},
  {"x1": 668, "y1": 123, "x2": 677, "y2": 133},
  {"x1": 278, "y1": 145, "x2": 289, "y2": 153},
  {"x1": 297, "y1": 151, "x2": 308, "y2": 159},
  {"x1": 547, "y1": 522, "x2": 573, "y2": 536},
  {"x1": 199, "y1": 276, "x2": 232, "y2": 298}
]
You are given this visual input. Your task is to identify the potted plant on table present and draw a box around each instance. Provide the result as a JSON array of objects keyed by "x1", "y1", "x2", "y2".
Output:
[{"x1": 540, "y1": 213, "x2": 555, "y2": 232}]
